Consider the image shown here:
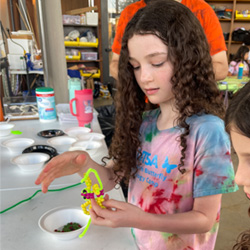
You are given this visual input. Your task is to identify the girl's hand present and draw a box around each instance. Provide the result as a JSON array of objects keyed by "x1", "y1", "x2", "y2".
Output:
[
  {"x1": 89, "y1": 197, "x2": 146, "y2": 229},
  {"x1": 35, "y1": 151, "x2": 89, "y2": 193}
]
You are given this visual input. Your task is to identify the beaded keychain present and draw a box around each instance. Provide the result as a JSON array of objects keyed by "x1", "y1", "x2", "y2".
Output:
[{"x1": 79, "y1": 168, "x2": 105, "y2": 238}]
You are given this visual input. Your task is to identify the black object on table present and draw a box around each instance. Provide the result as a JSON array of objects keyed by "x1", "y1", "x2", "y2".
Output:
[
  {"x1": 22, "y1": 145, "x2": 58, "y2": 161},
  {"x1": 37, "y1": 129, "x2": 65, "y2": 138}
]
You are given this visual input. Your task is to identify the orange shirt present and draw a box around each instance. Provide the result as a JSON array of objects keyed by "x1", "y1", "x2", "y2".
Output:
[
  {"x1": 112, "y1": 0, "x2": 227, "y2": 56},
  {"x1": 112, "y1": 0, "x2": 146, "y2": 55}
]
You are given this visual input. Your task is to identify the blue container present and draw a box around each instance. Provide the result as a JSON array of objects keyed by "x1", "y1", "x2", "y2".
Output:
[{"x1": 238, "y1": 63, "x2": 244, "y2": 79}]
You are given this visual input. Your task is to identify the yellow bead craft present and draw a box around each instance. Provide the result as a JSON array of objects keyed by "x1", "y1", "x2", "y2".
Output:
[{"x1": 79, "y1": 168, "x2": 105, "y2": 238}]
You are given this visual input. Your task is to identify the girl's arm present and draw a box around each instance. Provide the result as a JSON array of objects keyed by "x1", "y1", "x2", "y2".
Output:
[
  {"x1": 143, "y1": 194, "x2": 221, "y2": 233},
  {"x1": 35, "y1": 151, "x2": 116, "y2": 193},
  {"x1": 90, "y1": 193, "x2": 221, "y2": 234}
]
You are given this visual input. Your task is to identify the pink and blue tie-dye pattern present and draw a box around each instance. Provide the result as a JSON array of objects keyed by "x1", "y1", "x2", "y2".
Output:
[{"x1": 128, "y1": 108, "x2": 238, "y2": 250}]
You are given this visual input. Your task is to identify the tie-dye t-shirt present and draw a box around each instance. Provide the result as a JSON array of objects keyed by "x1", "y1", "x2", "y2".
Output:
[{"x1": 128, "y1": 109, "x2": 237, "y2": 250}]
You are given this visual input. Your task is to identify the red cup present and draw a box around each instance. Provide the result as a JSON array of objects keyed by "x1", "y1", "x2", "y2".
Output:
[
  {"x1": 0, "y1": 98, "x2": 4, "y2": 122},
  {"x1": 70, "y1": 89, "x2": 93, "y2": 127}
]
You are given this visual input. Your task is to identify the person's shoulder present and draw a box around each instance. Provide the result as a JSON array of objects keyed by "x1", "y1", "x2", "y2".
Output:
[
  {"x1": 188, "y1": 114, "x2": 230, "y2": 146},
  {"x1": 188, "y1": 114, "x2": 225, "y2": 132}
]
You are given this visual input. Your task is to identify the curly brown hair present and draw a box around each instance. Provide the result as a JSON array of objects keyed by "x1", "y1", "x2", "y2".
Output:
[
  {"x1": 107, "y1": 0, "x2": 225, "y2": 185},
  {"x1": 233, "y1": 229, "x2": 250, "y2": 250},
  {"x1": 225, "y1": 81, "x2": 250, "y2": 137}
]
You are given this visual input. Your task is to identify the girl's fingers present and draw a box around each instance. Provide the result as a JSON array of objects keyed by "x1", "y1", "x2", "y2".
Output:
[
  {"x1": 35, "y1": 152, "x2": 88, "y2": 192},
  {"x1": 104, "y1": 194, "x2": 110, "y2": 201},
  {"x1": 102, "y1": 199, "x2": 124, "y2": 210},
  {"x1": 89, "y1": 206, "x2": 106, "y2": 224}
]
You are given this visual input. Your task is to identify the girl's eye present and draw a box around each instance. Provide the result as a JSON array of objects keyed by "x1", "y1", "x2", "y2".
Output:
[
  {"x1": 129, "y1": 62, "x2": 140, "y2": 70},
  {"x1": 152, "y1": 62, "x2": 164, "y2": 67},
  {"x1": 133, "y1": 66, "x2": 140, "y2": 70},
  {"x1": 130, "y1": 64, "x2": 140, "y2": 70}
]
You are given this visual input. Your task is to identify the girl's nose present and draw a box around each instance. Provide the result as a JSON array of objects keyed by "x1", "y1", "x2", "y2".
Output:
[
  {"x1": 235, "y1": 164, "x2": 250, "y2": 187},
  {"x1": 140, "y1": 66, "x2": 153, "y2": 83}
]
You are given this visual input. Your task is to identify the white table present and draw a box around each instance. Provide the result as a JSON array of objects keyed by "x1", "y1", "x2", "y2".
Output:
[
  {"x1": 0, "y1": 117, "x2": 137, "y2": 250},
  {"x1": 0, "y1": 114, "x2": 104, "y2": 190}
]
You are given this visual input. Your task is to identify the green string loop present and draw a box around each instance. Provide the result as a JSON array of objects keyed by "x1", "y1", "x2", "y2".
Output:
[{"x1": 0, "y1": 182, "x2": 81, "y2": 214}]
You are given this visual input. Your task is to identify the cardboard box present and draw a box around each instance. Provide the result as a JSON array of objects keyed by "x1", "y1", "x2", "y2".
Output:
[
  {"x1": 86, "y1": 12, "x2": 98, "y2": 26},
  {"x1": 7, "y1": 38, "x2": 33, "y2": 55},
  {"x1": 11, "y1": 34, "x2": 32, "y2": 39},
  {"x1": 7, "y1": 54, "x2": 26, "y2": 70}
]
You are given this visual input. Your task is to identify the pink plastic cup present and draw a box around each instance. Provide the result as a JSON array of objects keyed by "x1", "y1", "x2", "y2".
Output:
[{"x1": 70, "y1": 89, "x2": 93, "y2": 127}]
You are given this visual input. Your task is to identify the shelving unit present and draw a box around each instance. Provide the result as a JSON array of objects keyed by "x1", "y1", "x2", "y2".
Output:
[
  {"x1": 63, "y1": 23, "x2": 102, "y2": 81},
  {"x1": 206, "y1": 0, "x2": 250, "y2": 59},
  {"x1": 61, "y1": 0, "x2": 103, "y2": 83}
]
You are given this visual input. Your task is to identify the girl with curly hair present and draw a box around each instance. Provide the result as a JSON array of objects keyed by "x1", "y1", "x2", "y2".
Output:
[
  {"x1": 228, "y1": 45, "x2": 250, "y2": 76},
  {"x1": 225, "y1": 81, "x2": 250, "y2": 250},
  {"x1": 36, "y1": 0, "x2": 237, "y2": 249}
]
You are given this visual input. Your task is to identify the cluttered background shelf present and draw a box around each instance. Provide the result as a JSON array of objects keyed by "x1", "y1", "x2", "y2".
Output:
[{"x1": 206, "y1": 0, "x2": 250, "y2": 59}]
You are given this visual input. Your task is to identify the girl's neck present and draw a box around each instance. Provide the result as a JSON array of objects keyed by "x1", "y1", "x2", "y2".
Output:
[{"x1": 157, "y1": 100, "x2": 179, "y2": 130}]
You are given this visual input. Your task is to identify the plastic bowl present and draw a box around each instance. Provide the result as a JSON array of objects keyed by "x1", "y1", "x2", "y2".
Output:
[
  {"x1": 76, "y1": 132, "x2": 105, "y2": 141},
  {"x1": 69, "y1": 140, "x2": 102, "y2": 156},
  {"x1": 64, "y1": 127, "x2": 91, "y2": 138},
  {"x1": 38, "y1": 206, "x2": 90, "y2": 240},
  {"x1": 0, "y1": 123, "x2": 15, "y2": 137},
  {"x1": 47, "y1": 136, "x2": 76, "y2": 153},
  {"x1": 11, "y1": 152, "x2": 50, "y2": 172},
  {"x1": 22, "y1": 145, "x2": 58, "y2": 160},
  {"x1": 2, "y1": 138, "x2": 35, "y2": 155}
]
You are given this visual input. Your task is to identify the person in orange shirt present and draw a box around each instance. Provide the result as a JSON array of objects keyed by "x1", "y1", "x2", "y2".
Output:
[{"x1": 110, "y1": 0, "x2": 228, "y2": 81}]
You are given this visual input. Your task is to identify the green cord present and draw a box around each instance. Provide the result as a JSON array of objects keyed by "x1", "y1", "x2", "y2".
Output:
[
  {"x1": 0, "y1": 182, "x2": 81, "y2": 214},
  {"x1": 79, "y1": 218, "x2": 91, "y2": 238},
  {"x1": 81, "y1": 168, "x2": 103, "y2": 190}
]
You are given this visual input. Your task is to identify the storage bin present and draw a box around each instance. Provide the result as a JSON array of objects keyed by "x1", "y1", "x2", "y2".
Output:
[
  {"x1": 80, "y1": 69, "x2": 101, "y2": 78},
  {"x1": 235, "y1": 10, "x2": 250, "y2": 20},
  {"x1": 62, "y1": 15, "x2": 81, "y2": 24},
  {"x1": 79, "y1": 38, "x2": 98, "y2": 48},
  {"x1": 64, "y1": 37, "x2": 79, "y2": 47},
  {"x1": 81, "y1": 52, "x2": 98, "y2": 60},
  {"x1": 65, "y1": 38, "x2": 98, "y2": 48},
  {"x1": 66, "y1": 52, "x2": 81, "y2": 60}
]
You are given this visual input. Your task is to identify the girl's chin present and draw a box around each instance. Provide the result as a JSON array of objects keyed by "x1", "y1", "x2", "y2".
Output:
[{"x1": 147, "y1": 98, "x2": 159, "y2": 105}]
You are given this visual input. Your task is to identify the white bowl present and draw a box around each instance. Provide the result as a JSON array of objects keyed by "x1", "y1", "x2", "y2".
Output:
[
  {"x1": 47, "y1": 136, "x2": 76, "y2": 153},
  {"x1": 11, "y1": 152, "x2": 50, "y2": 172},
  {"x1": 76, "y1": 132, "x2": 105, "y2": 141},
  {"x1": 38, "y1": 206, "x2": 90, "y2": 240},
  {"x1": 2, "y1": 138, "x2": 35, "y2": 155},
  {"x1": 69, "y1": 140, "x2": 102, "y2": 156},
  {"x1": 0, "y1": 123, "x2": 15, "y2": 137},
  {"x1": 64, "y1": 127, "x2": 91, "y2": 138}
]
